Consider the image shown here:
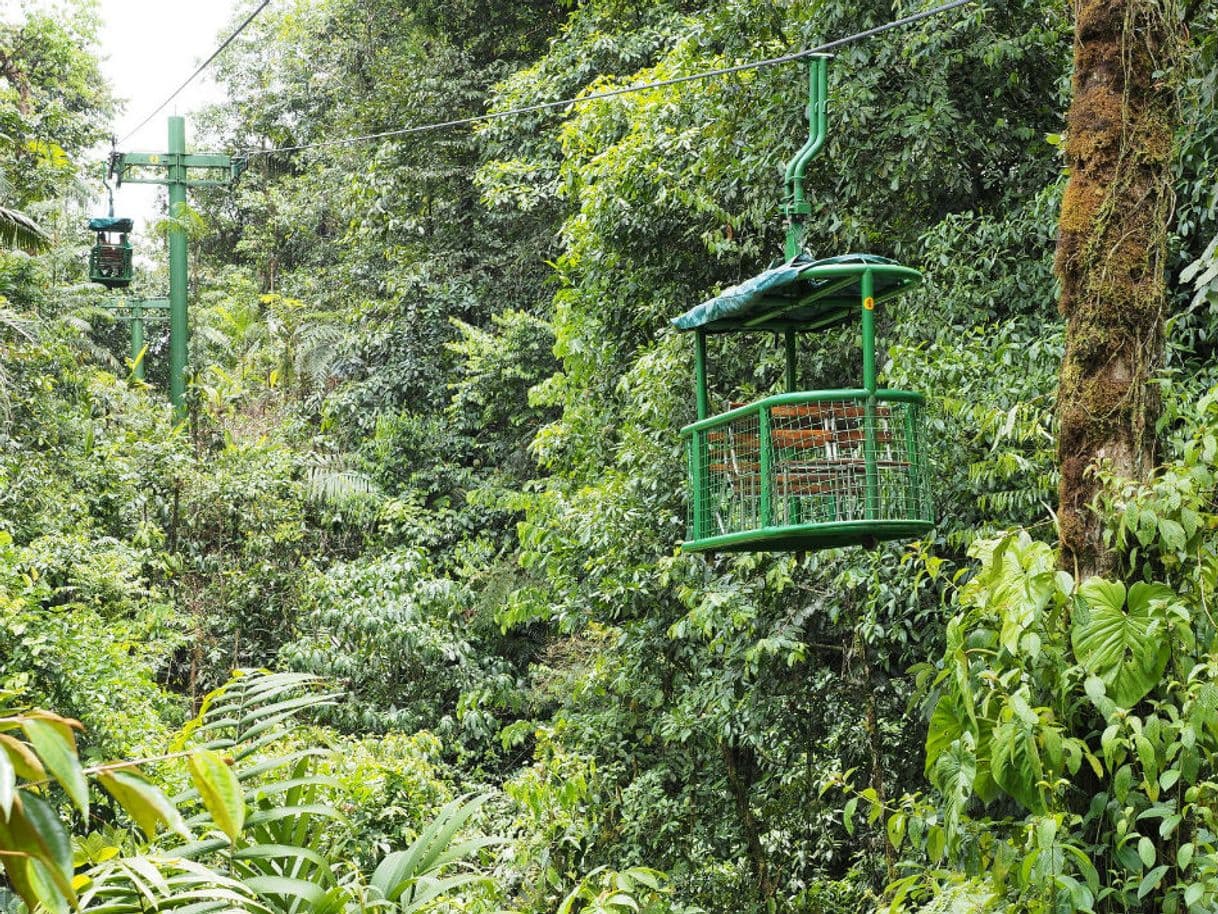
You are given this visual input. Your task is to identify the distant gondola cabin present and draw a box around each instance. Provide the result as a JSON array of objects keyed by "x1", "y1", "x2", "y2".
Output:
[{"x1": 88, "y1": 216, "x2": 134, "y2": 289}]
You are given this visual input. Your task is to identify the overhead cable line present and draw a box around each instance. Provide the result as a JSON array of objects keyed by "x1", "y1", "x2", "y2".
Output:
[
  {"x1": 118, "y1": 0, "x2": 273, "y2": 145},
  {"x1": 240, "y1": 0, "x2": 975, "y2": 158}
]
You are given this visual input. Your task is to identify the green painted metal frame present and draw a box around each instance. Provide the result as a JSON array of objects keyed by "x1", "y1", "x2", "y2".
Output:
[
  {"x1": 676, "y1": 55, "x2": 935, "y2": 554},
  {"x1": 88, "y1": 238, "x2": 134, "y2": 289},
  {"x1": 101, "y1": 298, "x2": 169, "y2": 380},
  {"x1": 681, "y1": 388, "x2": 924, "y2": 436},
  {"x1": 680, "y1": 388, "x2": 933, "y2": 553},
  {"x1": 109, "y1": 117, "x2": 245, "y2": 419}
]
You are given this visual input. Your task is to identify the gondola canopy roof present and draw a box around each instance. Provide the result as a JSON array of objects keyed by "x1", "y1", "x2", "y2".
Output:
[{"x1": 672, "y1": 253, "x2": 921, "y2": 334}]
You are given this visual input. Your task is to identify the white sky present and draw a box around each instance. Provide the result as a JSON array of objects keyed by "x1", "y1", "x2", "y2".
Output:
[{"x1": 79, "y1": 0, "x2": 243, "y2": 228}]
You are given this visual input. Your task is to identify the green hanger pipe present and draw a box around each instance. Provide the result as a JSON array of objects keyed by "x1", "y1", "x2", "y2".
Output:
[
  {"x1": 694, "y1": 330, "x2": 709, "y2": 420},
  {"x1": 861, "y1": 269, "x2": 879, "y2": 519},
  {"x1": 784, "y1": 56, "x2": 829, "y2": 198},
  {"x1": 783, "y1": 330, "x2": 797, "y2": 391},
  {"x1": 783, "y1": 55, "x2": 829, "y2": 261}
]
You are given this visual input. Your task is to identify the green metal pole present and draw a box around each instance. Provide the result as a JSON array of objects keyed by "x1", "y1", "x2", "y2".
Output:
[
  {"x1": 783, "y1": 330, "x2": 802, "y2": 524},
  {"x1": 861, "y1": 270, "x2": 879, "y2": 519},
  {"x1": 130, "y1": 300, "x2": 145, "y2": 381},
  {"x1": 694, "y1": 331, "x2": 709, "y2": 420},
  {"x1": 784, "y1": 330, "x2": 798, "y2": 392},
  {"x1": 904, "y1": 402, "x2": 920, "y2": 519},
  {"x1": 759, "y1": 406, "x2": 773, "y2": 529},
  {"x1": 693, "y1": 331, "x2": 710, "y2": 540},
  {"x1": 167, "y1": 116, "x2": 188, "y2": 418}
]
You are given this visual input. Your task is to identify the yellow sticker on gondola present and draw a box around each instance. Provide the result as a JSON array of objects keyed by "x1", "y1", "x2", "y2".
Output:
[
  {"x1": 149, "y1": 154, "x2": 160, "y2": 164},
  {"x1": 864, "y1": 296, "x2": 875, "y2": 310}
]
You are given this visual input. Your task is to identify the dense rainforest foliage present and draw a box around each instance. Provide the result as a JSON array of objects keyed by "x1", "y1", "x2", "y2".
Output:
[{"x1": 2, "y1": 0, "x2": 1218, "y2": 911}]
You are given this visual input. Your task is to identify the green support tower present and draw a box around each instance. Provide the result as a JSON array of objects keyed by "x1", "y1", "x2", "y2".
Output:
[
  {"x1": 100, "y1": 297, "x2": 170, "y2": 380},
  {"x1": 109, "y1": 117, "x2": 245, "y2": 418}
]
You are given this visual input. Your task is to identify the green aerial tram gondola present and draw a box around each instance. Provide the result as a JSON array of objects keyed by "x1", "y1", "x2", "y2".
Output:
[
  {"x1": 675, "y1": 56, "x2": 934, "y2": 554},
  {"x1": 88, "y1": 215, "x2": 135, "y2": 289}
]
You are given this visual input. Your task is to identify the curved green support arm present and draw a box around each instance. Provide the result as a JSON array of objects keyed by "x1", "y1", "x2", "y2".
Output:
[{"x1": 783, "y1": 55, "x2": 830, "y2": 260}]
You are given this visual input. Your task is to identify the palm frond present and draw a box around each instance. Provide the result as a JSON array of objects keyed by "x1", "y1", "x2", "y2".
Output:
[
  {"x1": 76, "y1": 671, "x2": 497, "y2": 914},
  {"x1": 0, "y1": 204, "x2": 49, "y2": 253},
  {"x1": 79, "y1": 855, "x2": 277, "y2": 914},
  {"x1": 369, "y1": 794, "x2": 500, "y2": 911},
  {"x1": 175, "y1": 670, "x2": 340, "y2": 762}
]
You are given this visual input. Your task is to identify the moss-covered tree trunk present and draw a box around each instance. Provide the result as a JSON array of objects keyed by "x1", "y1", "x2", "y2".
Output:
[{"x1": 1055, "y1": 0, "x2": 1179, "y2": 577}]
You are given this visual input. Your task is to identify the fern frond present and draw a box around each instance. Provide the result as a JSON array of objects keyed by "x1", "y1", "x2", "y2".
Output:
[
  {"x1": 0, "y1": 307, "x2": 37, "y2": 344},
  {"x1": 303, "y1": 456, "x2": 379, "y2": 504},
  {"x1": 294, "y1": 322, "x2": 345, "y2": 387}
]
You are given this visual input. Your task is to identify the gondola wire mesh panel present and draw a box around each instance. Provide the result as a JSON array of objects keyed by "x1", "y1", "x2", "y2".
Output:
[{"x1": 684, "y1": 392, "x2": 932, "y2": 551}]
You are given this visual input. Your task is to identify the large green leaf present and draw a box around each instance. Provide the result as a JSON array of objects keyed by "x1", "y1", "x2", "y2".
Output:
[
  {"x1": 370, "y1": 793, "x2": 493, "y2": 904},
  {"x1": 1071, "y1": 579, "x2": 1173, "y2": 709},
  {"x1": 0, "y1": 746, "x2": 13, "y2": 818},
  {"x1": 18, "y1": 794, "x2": 73, "y2": 887},
  {"x1": 0, "y1": 733, "x2": 45, "y2": 782},
  {"x1": 960, "y1": 532, "x2": 1065, "y2": 655},
  {"x1": 932, "y1": 731, "x2": 976, "y2": 844},
  {"x1": 188, "y1": 750, "x2": 245, "y2": 842},
  {"x1": 21, "y1": 715, "x2": 88, "y2": 817},
  {"x1": 0, "y1": 793, "x2": 78, "y2": 910},
  {"x1": 98, "y1": 768, "x2": 191, "y2": 841},
  {"x1": 925, "y1": 692, "x2": 999, "y2": 802},
  {"x1": 243, "y1": 874, "x2": 327, "y2": 905},
  {"x1": 990, "y1": 693, "x2": 1046, "y2": 814}
]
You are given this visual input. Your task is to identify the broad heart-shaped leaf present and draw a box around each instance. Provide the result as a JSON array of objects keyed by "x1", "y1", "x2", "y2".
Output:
[
  {"x1": 187, "y1": 749, "x2": 245, "y2": 842},
  {"x1": 1072, "y1": 579, "x2": 1173, "y2": 709},
  {"x1": 990, "y1": 714, "x2": 1045, "y2": 814},
  {"x1": 925, "y1": 692, "x2": 1000, "y2": 802},
  {"x1": 962, "y1": 533, "x2": 1061, "y2": 655}
]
